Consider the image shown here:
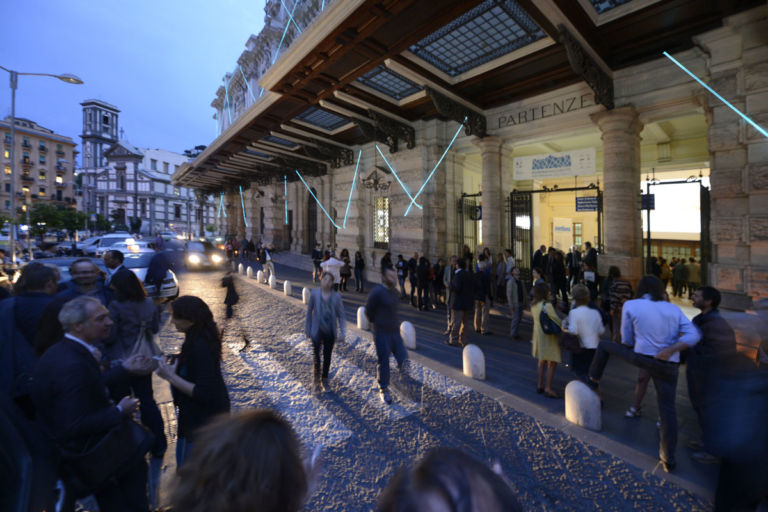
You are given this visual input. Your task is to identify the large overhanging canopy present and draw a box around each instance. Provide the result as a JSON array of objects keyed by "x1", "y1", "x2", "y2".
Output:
[{"x1": 174, "y1": 0, "x2": 760, "y2": 192}]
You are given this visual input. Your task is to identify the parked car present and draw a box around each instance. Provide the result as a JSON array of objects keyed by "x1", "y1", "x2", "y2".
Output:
[
  {"x1": 55, "y1": 236, "x2": 99, "y2": 256},
  {"x1": 123, "y1": 251, "x2": 179, "y2": 301},
  {"x1": 84, "y1": 232, "x2": 141, "y2": 257},
  {"x1": 184, "y1": 240, "x2": 226, "y2": 270}
]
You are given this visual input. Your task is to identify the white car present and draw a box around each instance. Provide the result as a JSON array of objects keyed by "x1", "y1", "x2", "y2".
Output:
[
  {"x1": 122, "y1": 251, "x2": 179, "y2": 301},
  {"x1": 85, "y1": 233, "x2": 142, "y2": 257}
]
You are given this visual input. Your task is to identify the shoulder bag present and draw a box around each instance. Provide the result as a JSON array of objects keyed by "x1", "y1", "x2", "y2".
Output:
[
  {"x1": 128, "y1": 321, "x2": 163, "y2": 373},
  {"x1": 539, "y1": 304, "x2": 562, "y2": 335}
]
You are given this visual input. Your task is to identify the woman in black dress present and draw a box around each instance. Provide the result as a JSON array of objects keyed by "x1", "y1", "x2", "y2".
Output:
[{"x1": 156, "y1": 295, "x2": 230, "y2": 467}]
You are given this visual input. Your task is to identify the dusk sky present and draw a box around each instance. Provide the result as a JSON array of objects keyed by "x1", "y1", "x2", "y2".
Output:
[{"x1": 1, "y1": 0, "x2": 266, "y2": 162}]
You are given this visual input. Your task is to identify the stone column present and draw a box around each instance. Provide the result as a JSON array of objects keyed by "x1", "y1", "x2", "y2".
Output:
[
  {"x1": 591, "y1": 106, "x2": 643, "y2": 285},
  {"x1": 696, "y1": 5, "x2": 768, "y2": 308},
  {"x1": 474, "y1": 136, "x2": 504, "y2": 252},
  {"x1": 444, "y1": 153, "x2": 465, "y2": 257}
]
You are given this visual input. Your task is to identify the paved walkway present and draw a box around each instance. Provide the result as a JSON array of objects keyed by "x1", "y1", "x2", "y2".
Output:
[{"x1": 225, "y1": 257, "x2": 717, "y2": 499}]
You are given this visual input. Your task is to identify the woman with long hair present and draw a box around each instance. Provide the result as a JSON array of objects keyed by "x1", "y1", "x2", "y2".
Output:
[
  {"x1": 354, "y1": 250, "x2": 366, "y2": 293},
  {"x1": 105, "y1": 269, "x2": 165, "y2": 506},
  {"x1": 156, "y1": 296, "x2": 230, "y2": 466},
  {"x1": 531, "y1": 282, "x2": 562, "y2": 398}
]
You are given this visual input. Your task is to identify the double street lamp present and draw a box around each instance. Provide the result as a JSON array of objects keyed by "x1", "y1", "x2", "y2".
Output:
[{"x1": 0, "y1": 64, "x2": 83, "y2": 264}]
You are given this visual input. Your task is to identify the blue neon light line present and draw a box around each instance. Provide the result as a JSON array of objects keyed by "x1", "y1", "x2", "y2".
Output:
[
  {"x1": 239, "y1": 186, "x2": 248, "y2": 227},
  {"x1": 663, "y1": 51, "x2": 768, "y2": 139},
  {"x1": 239, "y1": 65, "x2": 256, "y2": 102},
  {"x1": 375, "y1": 145, "x2": 422, "y2": 210},
  {"x1": 405, "y1": 116, "x2": 467, "y2": 216},
  {"x1": 218, "y1": 192, "x2": 227, "y2": 218},
  {"x1": 284, "y1": 175, "x2": 288, "y2": 224},
  {"x1": 295, "y1": 170, "x2": 341, "y2": 229},
  {"x1": 272, "y1": 0, "x2": 300, "y2": 65},
  {"x1": 343, "y1": 150, "x2": 362, "y2": 228},
  {"x1": 279, "y1": 0, "x2": 302, "y2": 34}
]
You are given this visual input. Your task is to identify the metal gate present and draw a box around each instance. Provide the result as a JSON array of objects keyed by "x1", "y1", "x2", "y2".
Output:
[
  {"x1": 457, "y1": 194, "x2": 480, "y2": 256},
  {"x1": 509, "y1": 191, "x2": 533, "y2": 285}
]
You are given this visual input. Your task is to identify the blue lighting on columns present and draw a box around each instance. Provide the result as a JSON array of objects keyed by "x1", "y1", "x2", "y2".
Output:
[
  {"x1": 284, "y1": 175, "x2": 288, "y2": 224},
  {"x1": 239, "y1": 186, "x2": 248, "y2": 227},
  {"x1": 279, "y1": 0, "x2": 303, "y2": 34},
  {"x1": 375, "y1": 145, "x2": 422, "y2": 210},
  {"x1": 405, "y1": 117, "x2": 467, "y2": 216},
  {"x1": 218, "y1": 192, "x2": 227, "y2": 218},
  {"x1": 343, "y1": 150, "x2": 362, "y2": 228},
  {"x1": 663, "y1": 51, "x2": 768, "y2": 139},
  {"x1": 295, "y1": 170, "x2": 341, "y2": 229}
]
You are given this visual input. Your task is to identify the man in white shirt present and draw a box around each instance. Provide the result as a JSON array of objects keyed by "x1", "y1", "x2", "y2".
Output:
[
  {"x1": 587, "y1": 275, "x2": 700, "y2": 473},
  {"x1": 320, "y1": 252, "x2": 344, "y2": 291}
]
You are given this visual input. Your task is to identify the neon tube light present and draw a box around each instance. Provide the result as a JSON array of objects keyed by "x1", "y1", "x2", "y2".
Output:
[
  {"x1": 239, "y1": 65, "x2": 256, "y2": 103},
  {"x1": 272, "y1": 0, "x2": 300, "y2": 65},
  {"x1": 239, "y1": 186, "x2": 248, "y2": 227},
  {"x1": 279, "y1": 0, "x2": 302, "y2": 34},
  {"x1": 375, "y1": 145, "x2": 422, "y2": 210},
  {"x1": 218, "y1": 191, "x2": 227, "y2": 218},
  {"x1": 296, "y1": 170, "x2": 341, "y2": 229},
  {"x1": 663, "y1": 51, "x2": 768, "y2": 139},
  {"x1": 284, "y1": 175, "x2": 288, "y2": 224},
  {"x1": 343, "y1": 150, "x2": 362, "y2": 228},
  {"x1": 405, "y1": 116, "x2": 466, "y2": 216}
]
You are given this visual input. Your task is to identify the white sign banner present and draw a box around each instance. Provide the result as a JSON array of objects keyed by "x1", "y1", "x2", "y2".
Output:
[{"x1": 513, "y1": 147, "x2": 596, "y2": 180}]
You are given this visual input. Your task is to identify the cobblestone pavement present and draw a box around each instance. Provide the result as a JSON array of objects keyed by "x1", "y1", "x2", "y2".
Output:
[{"x1": 153, "y1": 270, "x2": 711, "y2": 511}]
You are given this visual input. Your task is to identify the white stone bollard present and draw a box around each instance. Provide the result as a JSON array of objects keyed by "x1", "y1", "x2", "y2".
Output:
[
  {"x1": 565, "y1": 380, "x2": 601, "y2": 431},
  {"x1": 302, "y1": 287, "x2": 311, "y2": 304},
  {"x1": 400, "y1": 321, "x2": 417, "y2": 350},
  {"x1": 238, "y1": 263, "x2": 244, "y2": 275},
  {"x1": 357, "y1": 307, "x2": 370, "y2": 331},
  {"x1": 462, "y1": 344, "x2": 485, "y2": 380},
  {"x1": 256, "y1": 270, "x2": 264, "y2": 283},
  {"x1": 269, "y1": 275, "x2": 277, "y2": 289},
  {"x1": 283, "y1": 280, "x2": 292, "y2": 296},
  {"x1": 246, "y1": 266, "x2": 253, "y2": 278}
]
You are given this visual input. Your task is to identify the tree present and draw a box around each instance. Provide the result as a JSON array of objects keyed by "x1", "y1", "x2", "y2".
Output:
[
  {"x1": 29, "y1": 203, "x2": 64, "y2": 237},
  {"x1": 183, "y1": 145, "x2": 207, "y2": 159},
  {"x1": 60, "y1": 209, "x2": 87, "y2": 233},
  {"x1": 95, "y1": 214, "x2": 112, "y2": 232}
]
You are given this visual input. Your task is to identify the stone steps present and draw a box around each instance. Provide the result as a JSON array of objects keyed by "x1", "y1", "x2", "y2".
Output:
[{"x1": 271, "y1": 251, "x2": 315, "y2": 272}]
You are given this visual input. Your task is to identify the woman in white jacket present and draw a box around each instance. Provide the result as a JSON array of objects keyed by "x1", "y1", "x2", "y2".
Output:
[{"x1": 563, "y1": 284, "x2": 605, "y2": 378}]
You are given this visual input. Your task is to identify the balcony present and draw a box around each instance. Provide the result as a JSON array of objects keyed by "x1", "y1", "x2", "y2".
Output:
[
  {"x1": 3, "y1": 136, "x2": 11, "y2": 146},
  {"x1": 21, "y1": 140, "x2": 31, "y2": 149},
  {"x1": 56, "y1": 181, "x2": 67, "y2": 189},
  {"x1": 21, "y1": 157, "x2": 31, "y2": 167},
  {"x1": 38, "y1": 144, "x2": 47, "y2": 153},
  {"x1": 56, "y1": 149, "x2": 65, "y2": 157},
  {"x1": 21, "y1": 174, "x2": 34, "y2": 182}
]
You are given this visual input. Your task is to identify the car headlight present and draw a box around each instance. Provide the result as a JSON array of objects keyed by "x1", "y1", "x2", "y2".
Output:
[
  {"x1": 188, "y1": 254, "x2": 201, "y2": 264},
  {"x1": 211, "y1": 254, "x2": 223, "y2": 263}
]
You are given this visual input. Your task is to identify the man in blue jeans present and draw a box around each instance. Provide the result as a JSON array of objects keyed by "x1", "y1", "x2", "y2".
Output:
[
  {"x1": 588, "y1": 275, "x2": 700, "y2": 473},
  {"x1": 365, "y1": 266, "x2": 409, "y2": 404}
]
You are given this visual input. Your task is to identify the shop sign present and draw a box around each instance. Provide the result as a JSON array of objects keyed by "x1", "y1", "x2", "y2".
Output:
[
  {"x1": 494, "y1": 93, "x2": 594, "y2": 129},
  {"x1": 513, "y1": 147, "x2": 596, "y2": 180},
  {"x1": 575, "y1": 196, "x2": 598, "y2": 212},
  {"x1": 641, "y1": 194, "x2": 655, "y2": 210}
]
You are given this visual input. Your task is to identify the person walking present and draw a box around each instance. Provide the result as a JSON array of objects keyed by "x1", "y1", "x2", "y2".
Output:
[
  {"x1": 320, "y1": 251, "x2": 344, "y2": 292},
  {"x1": 563, "y1": 284, "x2": 604, "y2": 379},
  {"x1": 442, "y1": 255, "x2": 457, "y2": 335},
  {"x1": 473, "y1": 256, "x2": 491, "y2": 335},
  {"x1": 395, "y1": 255, "x2": 407, "y2": 299},
  {"x1": 531, "y1": 282, "x2": 562, "y2": 398},
  {"x1": 305, "y1": 272, "x2": 345, "y2": 394},
  {"x1": 587, "y1": 276, "x2": 701, "y2": 472},
  {"x1": 416, "y1": 256, "x2": 431, "y2": 311},
  {"x1": 407, "y1": 252, "x2": 418, "y2": 307},
  {"x1": 339, "y1": 251, "x2": 352, "y2": 292},
  {"x1": 686, "y1": 258, "x2": 701, "y2": 300},
  {"x1": 447, "y1": 258, "x2": 474, "y2": 347},
  {"x1": 262, "y1": 244, "x2": 276, "y2": 281},
  {"x1": 311, "y1": 243, "x2": 323, "y2": 283},
  {"x1": 156, "y1": 296, "x2": 230, "y2": 467},
  {"x1": 495, "y1": 252, "x2": 507, "y2": 305},
  {"x1": 365, "y1": 267, "x2": 410, "y2": 405},
  {"x1": 354, "y1": 251, "x2": 366, "y2": 292},
  {"x1": 506, "y1": 267, "x2": 526, "y2": 340},
  {"x1": 221, "y1": 271, "x2": 239, "y2": 320},
  {"x1": 672, "y1": 259, "x2": 687, "y2": 298},
  {"x1": 104, "y1": 270, "x2": 165, "y2": 507}
]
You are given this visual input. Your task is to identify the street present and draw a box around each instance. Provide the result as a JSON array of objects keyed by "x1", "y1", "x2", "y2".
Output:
[{"x1": 152, "y1": 269, "x2": 711, "y2": 511}]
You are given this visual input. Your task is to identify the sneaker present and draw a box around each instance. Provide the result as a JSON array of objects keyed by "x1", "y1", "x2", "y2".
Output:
[
  {"x1": 624, "y1": 406, "x2": 641, "y2": 418},
  {"x1": 379, "y1": 388, "x2": 393, "y2": 405}
]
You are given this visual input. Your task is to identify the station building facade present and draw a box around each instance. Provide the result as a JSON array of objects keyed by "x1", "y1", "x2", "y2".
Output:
[{"x1": 175, "y1": 0, "x2": 768, "y2": 309}]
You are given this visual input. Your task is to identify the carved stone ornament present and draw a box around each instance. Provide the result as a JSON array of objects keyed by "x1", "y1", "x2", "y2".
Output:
[
  {"x1": 355, "y1": 110, "x2": 415, "y2": 153},
  {"x1": 558, "y1": 25, "x2": 614, "y2": 110},
  {"x1": 425, "y1": 87, "x2": 486, "y2": 137},
  {"x1": 312, "y1": 139, "x2": 354, "y2": 168},
  {"x1": 275, "y1": 154, "x2": 327, "y2": 177}
]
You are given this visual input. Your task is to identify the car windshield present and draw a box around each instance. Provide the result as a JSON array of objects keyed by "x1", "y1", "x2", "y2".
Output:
[
  {"x1": 123, "y1": 252, "x2": 155, "y2": 268},
  {"x1": 187, "y1": 241, "x2": 215, "y2": 252},
  {"x1": 102, "y1": 237, "x2": 132, "y2": 247}
]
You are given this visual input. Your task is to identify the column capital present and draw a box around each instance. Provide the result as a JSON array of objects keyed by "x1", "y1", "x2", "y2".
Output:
[
  {"x1": 473, "y1": 136, "x2": 503, "y2": 153},
  {"x1": 590, "y1": 105, "x2": 643, "y2": 134}
]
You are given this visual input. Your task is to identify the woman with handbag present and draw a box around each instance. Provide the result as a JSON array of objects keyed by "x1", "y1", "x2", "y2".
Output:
[
  {"x1": 156, "y1": 296, "x2": 230, "y2": 467},
  {"x1": 531, "y1": 281, "x2": 562, "y2": 398},
  {"x1": 104, "y1": 269, "x2": 165, "y2": 507},
  {"x1": 563, "y1": 284, "x2": 605, "y2": 379}
]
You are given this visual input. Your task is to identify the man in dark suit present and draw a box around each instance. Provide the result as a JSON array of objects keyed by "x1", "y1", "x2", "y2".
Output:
[
  {"x1": 56, "y1": 258, "x2": 113, "y2": 306},
  {"x1": 532, "y1": 245, "x2": 546, "y2": 271},
  {"x1": 32, "y1": 296, "x2": 151, "y2": 511},
  {"x1": 583, "y1": 241, "x2": 598, "y2": 270},
  {"x1": 103, "y1": 249, "x2": 132, "y2": 287},
  {"x1": 447, "y1": 258, "x2": 474, "y2": 347}
]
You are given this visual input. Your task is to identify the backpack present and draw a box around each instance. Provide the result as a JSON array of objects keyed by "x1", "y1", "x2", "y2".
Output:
[{"x1": 539, "y1": 304, "x2": 561, "y2": 335}]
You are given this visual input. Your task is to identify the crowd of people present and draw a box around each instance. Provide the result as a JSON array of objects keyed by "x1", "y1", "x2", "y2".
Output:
[{"x1": 2, "y1": 238, "x2": 766, "y2": 511}]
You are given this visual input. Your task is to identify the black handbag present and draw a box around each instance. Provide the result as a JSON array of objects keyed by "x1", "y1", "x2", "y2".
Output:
[
  {"x1": 539, "y1": 304, "x2": 562, "y2": 335},
  {"x1": 559, "y1": 331, "x2": 584, "y2": 354},
  {"x1": 61, "y1": 419, "x2": 154, "y2": 490}
]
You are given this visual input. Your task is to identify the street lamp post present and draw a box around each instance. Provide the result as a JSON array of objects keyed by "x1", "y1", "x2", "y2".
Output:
[{"x1": 0, "y1": 65, "x2": 82, "y2": 265}]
